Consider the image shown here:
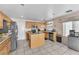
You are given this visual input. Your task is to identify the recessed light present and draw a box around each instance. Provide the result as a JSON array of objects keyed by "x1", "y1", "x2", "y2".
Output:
[{"x1": 21, "y1": 16, "x2": 24, "y2": 18}]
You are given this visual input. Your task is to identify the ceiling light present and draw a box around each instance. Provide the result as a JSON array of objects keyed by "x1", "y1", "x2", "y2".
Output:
[{"x1": 21, "y1": 16, "x2": 24, "y2": 18}]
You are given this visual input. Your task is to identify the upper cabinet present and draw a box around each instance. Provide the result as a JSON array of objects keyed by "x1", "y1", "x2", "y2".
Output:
[
  {"x1": 0, "y1": 13, "x2": 4, "y2": 29},
  {"x1": 0, "y1": 20, "x2": 3, "y2": 29},
  {"x1": 0, "y1": 11, "x2": 13, "y2": 29},
  {"x1": 25, "y1": 21, "x2": 45, "y2": 29}
]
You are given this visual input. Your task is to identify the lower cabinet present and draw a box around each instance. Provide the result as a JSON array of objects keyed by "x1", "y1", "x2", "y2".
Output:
[
  {"x1": 29, "y1": 33, "x2": 45, "y2": 48},
  {"x1": 0, "y1": 46, "x2": 8, "y2": 55},
  {"x1": 44, "y1": 32, "x2": 48, "y2": 40},
  {"x1": 0, "y1": 38, "x2": 11, "y2": 55}
]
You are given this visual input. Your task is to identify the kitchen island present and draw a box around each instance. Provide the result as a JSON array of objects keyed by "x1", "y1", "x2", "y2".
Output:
[{"x1": 26, "y1": 32, "x2": 45, "y2": 48}]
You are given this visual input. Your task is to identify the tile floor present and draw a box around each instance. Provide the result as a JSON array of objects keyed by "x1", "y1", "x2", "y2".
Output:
[{"x1": 10, "y1": 40, "x2": 79, "y2": 55}]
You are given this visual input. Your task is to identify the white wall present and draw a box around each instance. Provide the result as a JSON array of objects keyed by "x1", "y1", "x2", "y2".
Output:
[{"x1": 11, "y1": 18, "x2": 26, "y2": 40}]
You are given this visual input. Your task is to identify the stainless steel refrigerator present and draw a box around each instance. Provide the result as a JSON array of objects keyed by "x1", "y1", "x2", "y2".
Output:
[{"x1": 10, "y1": 22, "x2": 18, "y2": 51}]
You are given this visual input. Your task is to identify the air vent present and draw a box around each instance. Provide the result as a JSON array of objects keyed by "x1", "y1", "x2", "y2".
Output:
[
  {"x1": 66, "y1": 10, "x2": 72, "y2": 13},
  {"x1": 20, "y1": 4, "x2": 24, "y2": 6}
]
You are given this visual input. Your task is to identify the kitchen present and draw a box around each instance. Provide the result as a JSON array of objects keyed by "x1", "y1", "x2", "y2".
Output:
[
  {"x1": 0, "y1": 4, "x2": 79, "y2": 55},
  {"x1": 0, "y1": 10, "x2": 58, "y2": 54}
]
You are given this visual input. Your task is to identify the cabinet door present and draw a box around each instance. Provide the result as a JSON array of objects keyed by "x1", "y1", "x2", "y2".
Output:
[
  {"x1": 30, "y1": 34, "x2": 45, "y2": 48},
  {"x1": 45, "y1": 32, "x2": 48, "y2": 39},
  {"x1": 0, "y1": 13, "x2": 4, "y2": 29},
  {"x1": 0, "y1": 18, "x2": 3, "y2": 29},
  {"x1": 53, "y1": 32, "x2": 57, "y2": 42},
  {"x1": 0, "y1": 46, "x2": 8, "y2": 55},
  {"x1": 7, "y1": 40, "x2": 11, "y2": 53},
  {"x1": 0, "y1": 39, "x2": 11, "y2": 55}
]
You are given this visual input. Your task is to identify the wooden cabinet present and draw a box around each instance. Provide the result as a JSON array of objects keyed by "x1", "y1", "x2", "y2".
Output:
[
  {"x1": 0, "y1": 45, "x2": 8, "y2": 55},
  {"x1": 0, "y1": 20, "x2": 3, "y2": 29},
  {"x1": 0, "y1": 11, "x2": 12, "y2": 55},
  {"x1": 6, "y1": 40, "x2": 11, "y2": 53},
  {"x1": 25, "y1": 21, "x2": 45, "y2": 29},
  {"x1": 44, "y1": 32, "x2": 49, "y2": 40},
  {"x1": 0, "y1": 11, "x2": 13, "y2": 29},
  {"x1": 0, "y1": 13, "x2": 4, "y2": 29},
  {"x1": 0, "y1": 37, "x2": 11, "y2": 55},
  {"x1": 26, "y1": 32, "x2": 30, "y2": 41},
  {"x1": 53, "y1": 32, "x2": 57, "y2": 42},
  {"x1": 27, "y1": 33, "x2": 45, "y2": 48}
]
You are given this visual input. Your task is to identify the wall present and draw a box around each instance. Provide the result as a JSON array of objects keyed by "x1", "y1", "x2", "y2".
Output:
[
  {"x1": 53, "y1": 11, "x2": 79, "y2": 36},
  {"x1": 53, "y1": 11, "x2": 79, "y2": 45},
  {"x1": 53, "y1": 19, "x2": 63, "y2": 36},
  {"x1": 11, "y1": 18, "x2": 26, "y2": 40}
]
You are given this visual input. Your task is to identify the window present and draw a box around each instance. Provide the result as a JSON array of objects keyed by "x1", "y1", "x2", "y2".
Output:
[
  {"x1": 63, "y1": 21, "x2": 72, "y2": 36},
  {"x1": 63, "y1": 21, "x2": 79, "y2": 36},
  {"x1": 46, "y1": 21, "x2": 53, "y2": 31},
  {"x1": 73, "y1": 21, "x2": 79, "y2": 32}
]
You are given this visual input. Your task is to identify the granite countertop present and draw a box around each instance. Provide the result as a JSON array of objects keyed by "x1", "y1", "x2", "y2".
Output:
[
  {"x1": 0, "y1": 37, "x2": 4, "y2": 42},
  {"x1": 69, "y1": 36, "x2": 79, "y2": 38},
  {"x1": 0, "y1": 34, "x2": 11, "y2": 45},
  {"x1": 43, "y1": 31, "x2": 56, "y2": 33},
  {"x1": 31, "y1": 32, "x2": 44, "y2": 35}
]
